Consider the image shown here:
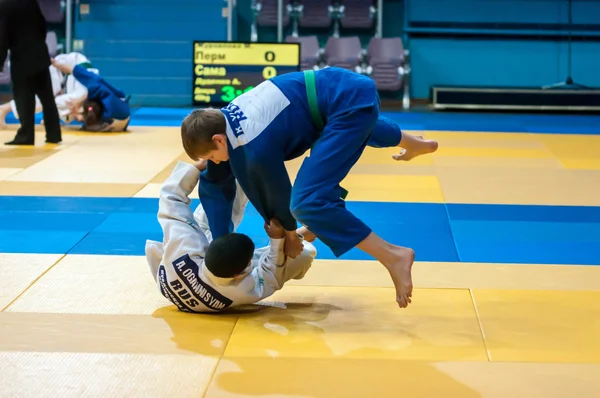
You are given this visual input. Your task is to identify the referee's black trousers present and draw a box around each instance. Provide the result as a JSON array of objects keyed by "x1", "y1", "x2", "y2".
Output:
[{"x1": 6, "y1": 67, "x2": 61, "y2": 145}]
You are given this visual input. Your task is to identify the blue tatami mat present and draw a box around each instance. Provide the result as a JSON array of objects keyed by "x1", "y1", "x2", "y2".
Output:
[
  {"x1": 5, "y1": 108, "x2": 600, "y2": 134},
  {"x1": 0, "y1": 230, "x2": 90, "y2": 254},
  {"x1": 449, "y1": 220, "x2": 600, "y2": 265},
  {"x1": 1, "y1": 195, "x2": 599, "y2": 265}
]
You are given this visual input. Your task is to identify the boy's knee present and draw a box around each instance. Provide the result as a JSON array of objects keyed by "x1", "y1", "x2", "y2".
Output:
[
  {"x1": 302, "y1": 241, "x2": 317, "y2": 260},
  {"x1": 290, "y1": 189, "x2": 310, "y2": 224},
  {"x1": 291, "y1": 242, "x2": 317, "y2": 280}
]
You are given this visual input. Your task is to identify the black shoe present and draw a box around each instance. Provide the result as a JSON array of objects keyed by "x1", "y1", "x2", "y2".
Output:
[{"x1": 5, "y1": 138, "x2": 34, "y2": 145}]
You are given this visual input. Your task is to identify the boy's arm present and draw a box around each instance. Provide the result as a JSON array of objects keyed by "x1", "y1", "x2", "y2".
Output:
[
  {"x1": 71, "y1": 64, "x2": 103, "y2": 89},
  {"x1": 65, "y1": 80, "x2": 89, "y2": 106},
  {"x1": 157, "y1": 161, "x2": 210, "y2": 262},
  {"x1": 246, "y1": 153, "x2": 296, "y2": 231},
  {"x1": 252, "y1": 220, "x2": 287, "y2": 299},
  {"x1": 244, "y1": 152, "x2": 304, "y2": 257},
  {"x1": 197, "y1": 160, "x2": 237, "y2": 240},
  {"x1": 255, "y1": 236, "x2": 287, "y2": 298},
  {"x1": 72, "y1": 65, "x2": 125, "y2": 97},
  {"x1": 154, "y1": 161, "x2": 238, "y2": 314},
  {"x1": 254, "y1": 223, "x2": 314, "y2": 299},
  {"x1": 103, "y1": 80, "x2": 126, "y2": 99}
]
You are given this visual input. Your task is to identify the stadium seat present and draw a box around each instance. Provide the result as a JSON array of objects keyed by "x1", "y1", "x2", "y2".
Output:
[
  {"x1": 323, "y1": 36, "x2": 363, "y2": 73},
  {"x1": 251, "y1": 0, "x2": 293, "y2": 41},
  {"x1": 38, "y1": 0, "x2": 64, "y2": 23},
  {"x1": 46, "y1": 31, "x2": 59, "y2": 58},
  {"x1": 365, "y1": 37, "x2": 411, "y2": 109},
  {"x1": 298, "y1": 0, "x2": 333, "y2": 29},
  {"x1": 285, "y1": 35, "x2": 322, "y2": 70},
  {"x1": 339, "y1": 0, "x2": 376, "y2": 29},
  {"x1": 254, "y1": 0, "x2": 291, "y2": 28},
  {"x1": 365, "y1": 37, "x2": 406, "y2": 91}
]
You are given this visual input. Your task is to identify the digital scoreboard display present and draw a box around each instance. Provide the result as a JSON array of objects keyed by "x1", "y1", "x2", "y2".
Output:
[{"x1": 192, "y1": 41, "x2": 301, "y2": 106}]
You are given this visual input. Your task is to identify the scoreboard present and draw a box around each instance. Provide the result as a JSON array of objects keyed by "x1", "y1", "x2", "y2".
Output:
[{"x1": 192, "y1": 41, "x2": 301, "y2": 106}]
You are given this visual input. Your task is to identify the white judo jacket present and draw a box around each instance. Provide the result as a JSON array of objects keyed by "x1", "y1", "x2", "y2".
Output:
[
  {"x1": 53, "y1": 52, "x2": 99, "y2": 124},
  {"x1": 145, "y1": 161, "x2": 316, "y2": 313}
]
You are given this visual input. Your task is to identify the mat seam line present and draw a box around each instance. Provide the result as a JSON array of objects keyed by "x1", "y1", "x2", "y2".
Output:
[
  {"x1": 469, "y1": 288, "x2": 492, "y2": 362},
  {"x1": 202, "y1": 317, "x2": 240, "y2": 398},
  {"x1": 1, "y1": 254, "x2": 66, "y2": 312},
  {"x1": 0, "y1": 135, "x2": 81, "y2": 180},
  {"x1": 145, "y1": 153, "x2": 187, "y2": 187},
  {"x1": 62, "y1": 196, "x2": 133, "y2": 254},
  {"x1": 434, "y1": 166, "x2": 462, "y2": 263}
]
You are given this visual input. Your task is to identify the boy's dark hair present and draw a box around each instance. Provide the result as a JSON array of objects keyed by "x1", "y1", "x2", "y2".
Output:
[
  {"x1": 82, "y1": 99, "x2": 110, "y2": 132},
  {"x1": 83, "y1": 99, "x2": 103, "y2": 126},
  {"x1": 181, "y1": 109, "x2": 226, "y2": 160},
  {"x1": 205, "y1": 233, "x2": 255, "y2": 278}
]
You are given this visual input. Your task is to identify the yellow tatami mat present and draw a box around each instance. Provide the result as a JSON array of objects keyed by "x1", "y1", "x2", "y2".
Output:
[
  {"x1": 0, "y1": 254, "x2": 64, "y2": 310},
  {"x1": 2, "y1": 125, "x2": 600, "y2": 397},
  {"x1": 2, "y1": 254, "x2": 599, "y2": 397},
  {"x1": 1, "y1": 127, "x2": 600, "y2": 204},
  {"x1": 473, "y1": 289, "x2": 600, "y2": 363},
  {"x1": 223, "y1": 286, "x2": 488, "y2": 361},
  {"x1": 5, "y1": 255, "x2": 172, "y2": 315},
  {"x1": 205, "y1": 359, "x2": 600, "y2": 398}
]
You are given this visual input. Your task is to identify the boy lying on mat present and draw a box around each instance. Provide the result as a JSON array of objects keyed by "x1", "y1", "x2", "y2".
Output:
[{"x1": 145, "y1": 160, "x2": 317, "y2": 313}]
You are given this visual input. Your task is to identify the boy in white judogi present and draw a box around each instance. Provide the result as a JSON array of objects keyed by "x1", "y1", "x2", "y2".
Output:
[
  {"x1": 145, "y1": 160, "x2": 317, "y2": 313},
  {"x1": 51, "y1": 52, "x2": 99, "y2": 124}
]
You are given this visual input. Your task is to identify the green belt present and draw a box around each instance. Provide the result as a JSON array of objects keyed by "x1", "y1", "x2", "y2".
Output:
[
  {"x1": 303, "y1": 69, "x2": 348, "y2": 201},
  {"x1": 64, "y1": 62, "x2": 94, "y2": 82},
  {"x1": 78, "y1": 62, "x2": 93, "y2": 69}
]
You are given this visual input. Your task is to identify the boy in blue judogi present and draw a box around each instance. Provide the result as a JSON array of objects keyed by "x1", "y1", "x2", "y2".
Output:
[
  {"x1": 180, "y1": 67, "x2": 438, "y2": 309},
  {"x1": 51, "y1": 58, "x2": 131, "y2": 132}
]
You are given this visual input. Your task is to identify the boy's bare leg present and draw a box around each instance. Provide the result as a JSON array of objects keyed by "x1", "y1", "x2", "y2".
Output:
[
  {"x1": 0, "y1": 103, "x2": 11, "y2": 129},
  {"x1": 357, "y1": 232, "x2": 415, "y2": 308},
  {"x1": 393, "y1": 133, "x2": 438, "y2": 161}
]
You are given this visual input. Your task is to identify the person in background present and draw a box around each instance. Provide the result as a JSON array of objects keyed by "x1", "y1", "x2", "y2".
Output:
[
  {"x1": 51, "y1": 51, "x2": 99, "y2": 125},
  {"x1": 52, "y1": 57, "x2": 131, "y2": 132},
  {"x1": 0, "y1": 0, "x2": 61, "y2": 145},
  {"x1": 0, "y1": 63, "x2": 62, "y2": 129},
  {"x1": 0, "y1": 52, "x2": 99, "y2": 129}
]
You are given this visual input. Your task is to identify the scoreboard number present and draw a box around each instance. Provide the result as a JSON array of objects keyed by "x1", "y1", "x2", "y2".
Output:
[
  {"x1": 264, "y1": 51, "x2": 276, "y2": 62},
  {"x1": 192, "y1": 41, "x2": 300, "y2": 106},
  {"x1": 262, "y1": 67, "x2": 277, "y2": 79}
]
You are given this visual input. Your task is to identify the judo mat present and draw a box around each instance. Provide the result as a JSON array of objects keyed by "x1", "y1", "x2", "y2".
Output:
[{"x1": 1, "y1": 109, "x2": 600, "y2": 397}]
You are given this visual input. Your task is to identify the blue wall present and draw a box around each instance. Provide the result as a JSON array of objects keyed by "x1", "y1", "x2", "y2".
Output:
[
  {"x1": 405, "y1": 0, "x2": 600, "y2": 98},
  {"x1": 74, "y1": 0, "x2": 229, "y2": 107},
  {"x1": 237, "y1": 0, "x2": 600, "y2": 100},
  {"x1": 73, "y1": 0, "x2": 600, "y2": 106}
]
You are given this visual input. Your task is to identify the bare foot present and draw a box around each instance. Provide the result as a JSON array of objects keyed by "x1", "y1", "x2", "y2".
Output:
[
  {"x1": 355, "y1": 232, "x2": 415, "y2": 308},
  {"x1": 393, "y1": 136, "x2": 439, "y2": 161},
  {"x1": 383, "y1": 247, "x2": 415, "y2": 308}
]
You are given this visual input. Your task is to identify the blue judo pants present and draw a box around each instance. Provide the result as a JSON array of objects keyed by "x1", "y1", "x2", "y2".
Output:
[{"x1": 290, "y1": 83, "x2": 402, "y2": 257}]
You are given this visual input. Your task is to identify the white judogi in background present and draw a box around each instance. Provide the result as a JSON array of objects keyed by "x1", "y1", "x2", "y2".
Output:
[
  {"x1": 9, "y1": 64, "x2": 63, "y2": 119},
  {"x1": 52, "y1": 52, "x2": 99, "y2": 124},
  {"x1": 9, "y1": 52, "x2": 99, "y2": 124},
  {"x1": 145, "y1": 161, "x2": 316, "y2": 313}
]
